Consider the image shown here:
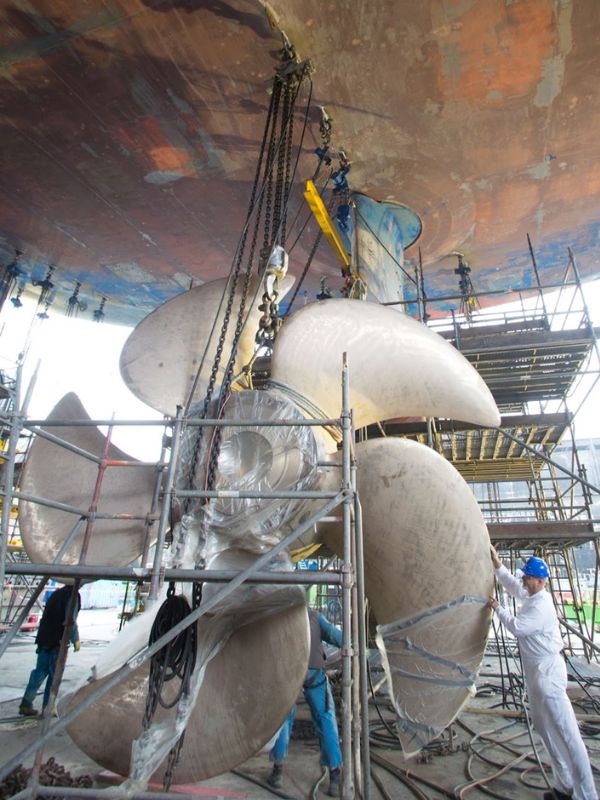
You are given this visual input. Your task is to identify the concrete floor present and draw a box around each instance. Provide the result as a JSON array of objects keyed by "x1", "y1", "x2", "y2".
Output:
[{"x1": 1, "y1": 608, "x2": 599, "y2": 799}]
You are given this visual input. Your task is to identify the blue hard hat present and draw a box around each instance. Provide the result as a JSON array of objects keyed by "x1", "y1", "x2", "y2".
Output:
[{"x1": 522, "y1": 556, "x2": 549, "y2": 578}]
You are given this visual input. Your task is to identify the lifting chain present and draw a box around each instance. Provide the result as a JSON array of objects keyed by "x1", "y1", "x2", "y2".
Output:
[
  {"x1": 144, "y1": 43, "x2": 311, "y2": 789},
  {"x1": 180, "y1": 37, "x2": 310, "y2": 513}
]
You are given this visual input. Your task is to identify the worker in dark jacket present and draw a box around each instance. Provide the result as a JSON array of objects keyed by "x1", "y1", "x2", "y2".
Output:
[
  {"x1": 19, "y1": 584, "x2": 81, "y2": 717},
  {"x1": 268, "y1": 608, "x2": 343, "y2": 797}
]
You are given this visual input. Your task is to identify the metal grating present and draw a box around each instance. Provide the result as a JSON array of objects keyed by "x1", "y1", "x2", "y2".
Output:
[
  {"x1": 369, "y1": 413, "x2": 570, "y2": 482},
  {"x1": 440, "y1": 326, "x2": 597, "y2": 409}
]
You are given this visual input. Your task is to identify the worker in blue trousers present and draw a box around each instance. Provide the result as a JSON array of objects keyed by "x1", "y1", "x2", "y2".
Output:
[
  {"x1": 267, "y1": 608, "x2": 342, "y2": 797},
  {"x1": 19, "y1": 584, "x2": 81, "y2": 717}
]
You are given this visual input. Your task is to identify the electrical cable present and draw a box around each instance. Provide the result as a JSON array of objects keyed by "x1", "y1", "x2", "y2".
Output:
[
  {"x1": 369, "y1": 752, "x2": 454, "y2": 799},
  {"x1": 231, "y1": 768, "x2": 300, "y2": 800},
  {"x1": 520, "y1": 692, "x2": 553, "y2": 792},
  {"x1": 310, "y1": 766, "x2": 327, "y2": 800},
  {"x1": 369, "y1": 768, "x2": 394, "y2": 800},
  {"x1": 144, "y1": 588, "x2": 197, "y2": 718},
  {"x1": 456, "y1": 749, "x2": 530, "y2": 800},
  {"x1": 371, "y1": 764, "x2": 431, "y2": 800},
  {"x1": 456, "y1": 716, "x2": 555, "y2": 799}
]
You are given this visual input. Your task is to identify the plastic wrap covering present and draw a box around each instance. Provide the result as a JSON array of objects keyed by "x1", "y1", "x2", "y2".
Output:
[
  {"x1": 19, "y1": 393, "x2": 156, "y2": 570},
  {"x1": 376, "y1": 596, "x2": 487, "y2": 756},
  {"x1": 321, "y1": 438, "x2": 493, "y2": 753},
  {"x1": 177, "y1": 389, "x2": 320, "y2": 560},
  {"x1": 65, "y1": 548, "x2": 310, "y2": 785}
]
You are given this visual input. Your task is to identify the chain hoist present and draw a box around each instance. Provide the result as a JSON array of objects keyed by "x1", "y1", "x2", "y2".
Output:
[{"x1": 142, "y1": 34, "x2": 311, "y2": 790}]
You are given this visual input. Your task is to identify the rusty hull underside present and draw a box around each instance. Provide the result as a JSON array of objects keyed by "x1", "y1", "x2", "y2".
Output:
[{"x1": 1, "y1": 0, "x2": 599, "y2": 323}]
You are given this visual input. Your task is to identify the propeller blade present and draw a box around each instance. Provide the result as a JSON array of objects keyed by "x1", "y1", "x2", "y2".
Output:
[
  {"x1": 120, "y1": 275, "x2": 294, "y2": 416},
  {"x1": 65, "y1": 573, "x2": 309, "y2": 782},
  {"x1": 322, "y1": 437, "x2": 493, "y2": 755},
  {"x1": 19, "y1": 393, "x2": 156, "y2": 568},
  {"x1": 271, "y1": 299, "x2": 500, "y2": 429}
]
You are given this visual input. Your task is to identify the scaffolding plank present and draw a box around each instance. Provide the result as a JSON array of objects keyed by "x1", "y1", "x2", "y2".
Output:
[{"x1": 488, "y1": 520, "x2": 596, "y2": 548}]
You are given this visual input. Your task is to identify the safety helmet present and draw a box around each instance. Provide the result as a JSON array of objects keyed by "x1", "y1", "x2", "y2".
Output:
[{"x1": 522, "y1": 556, "x2": 549, "y2": 579}]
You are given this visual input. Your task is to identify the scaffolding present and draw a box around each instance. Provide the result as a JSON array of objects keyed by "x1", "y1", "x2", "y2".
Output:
[
  {"x1": 2, "y1": 240, "x2": 600, "y2": 798},
  {"x1": 380, "y1": 245, "x2": 600, "y2": 666},
  {"x1": 0, "y1": 355, "x2": 372, "y2": 800}
]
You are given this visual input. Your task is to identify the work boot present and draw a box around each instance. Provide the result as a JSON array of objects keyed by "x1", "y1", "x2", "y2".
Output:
[
  {"x1": 42, "y1": 704, "x2": 58, "y2": 718},
  {"x1": 18, "y1": 704, "x2": 38, "y2": 717},
  {"x1": 543, "y1": 790, "x2": 572, "y2": 800},
  {"x1": 327, "y1": 767, "x2": 341, "y2": 797},
  {"x1": 267, "y1": 764, "x2": 283, "y2": 789}
]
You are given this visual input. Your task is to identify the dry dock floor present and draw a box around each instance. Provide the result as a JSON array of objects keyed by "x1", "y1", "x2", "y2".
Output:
[{"x1": 1, "y1": 608, "x2": 599, "y2": 799}]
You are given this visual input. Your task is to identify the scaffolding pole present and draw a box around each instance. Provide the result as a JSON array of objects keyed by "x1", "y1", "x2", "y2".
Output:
[{"x1": 0, "y1": 359, "x2": 369, "y2": 798}]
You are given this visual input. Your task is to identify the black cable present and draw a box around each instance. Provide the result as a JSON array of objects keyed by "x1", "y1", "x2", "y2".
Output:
[
  {"x1": 371, "y1": 764, "x2": 431, "y2": 800},
  {"x1": 144, "y1": 587, "x2": 197, "y2": 719},
  {"x1": 231, "y1": 768, "x2": 300, "y2": 800}
]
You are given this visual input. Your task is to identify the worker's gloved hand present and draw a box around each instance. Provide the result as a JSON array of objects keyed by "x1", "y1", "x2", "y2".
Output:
[{"x1": 73, "y1": 640, "x2": 81, "y2": 652}]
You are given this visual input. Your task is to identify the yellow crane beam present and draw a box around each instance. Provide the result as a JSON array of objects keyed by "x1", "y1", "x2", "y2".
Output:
[{"x1": 303, "y1": 179, "x2": 351, "y2": 269}]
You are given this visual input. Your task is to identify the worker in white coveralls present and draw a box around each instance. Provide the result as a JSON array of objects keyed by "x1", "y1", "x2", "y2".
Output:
[{"x1": 488, "y1": 545, "x2": 597, "y2": 800}]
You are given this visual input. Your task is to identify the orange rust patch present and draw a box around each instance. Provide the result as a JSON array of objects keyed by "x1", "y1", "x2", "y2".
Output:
[
  {"x1": 149, "y1": 145, "x2": 194, "y2": 174},
  {"x1": 547, "y1": 162, "x2": 600, "y2": 203},
  {"x1": 474, "y1": 180, "x2": 540, "y2": 244},
  {"x1": 437, "y1": 0, "x2": 556, "y2": 102},
  {"x1": 115, "y1": 117, "x2": 194, "y2": 174}
]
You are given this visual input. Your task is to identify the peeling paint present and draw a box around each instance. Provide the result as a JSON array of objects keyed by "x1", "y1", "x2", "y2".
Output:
[
  {"x1": 436, "y1": 0, "x2": 556, "y2": 103},
  {"x1": 144, "y1": 170, "x2": 186, "y2": 185},
  {"x1": 535, "y1": 203, "x2": 545, "y2": 225},
  {"x1": 524, "y1": 161, "x2": 551, "y2": 180},
  {"x1": 105, "y1": 262, "x2": 154, "y2": 284},
  {"x1": 486, "y1": 89, "x2": 503, "y2": 102},
  {"x1": 534, "y1": 55, "x2": 565, "y2": 107},
  {"x1": 423, "y1": 98, "x2": 442, "y2": 115},
  {"x1": 148, "y1": 145, "x2": 195, "y2": 176},
  {"x1": 556, "y1": 0, "x2": 573, "y2": 54},
  {"x1": 195, "y1": 129, "x2": 236, "y2": 176}
]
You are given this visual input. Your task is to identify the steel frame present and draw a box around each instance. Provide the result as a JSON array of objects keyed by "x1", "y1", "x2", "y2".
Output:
[{"x1": 0, "y1": 357, "x2": 371, "y2": 800}]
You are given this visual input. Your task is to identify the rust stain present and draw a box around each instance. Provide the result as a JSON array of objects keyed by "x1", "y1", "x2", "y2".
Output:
[
  {"x1": 115, "y1": 117, "x2": 194, "y2": 175},
  {"x1": 437, "y1": 0, "x2": 556, "y2": 103},
  {"x1": 548, "y1": 162, "x2": 600, "y2": 204},
  {"x1": 149, "y1": 145, "x2": 194, "y2": 174},
  {"x1": 474, "y1": 181, "x2": 541, "y2": 244}
]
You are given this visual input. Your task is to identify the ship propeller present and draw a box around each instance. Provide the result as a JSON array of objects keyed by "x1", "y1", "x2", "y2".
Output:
[
  {"x1": 321, "y1": 437, "x2": 493, "y2": 755},
  {"x1": 120, "y1": 275, "x2": 294, "y2": 416},
  {"x1": 19, "y1": 392, "x2": 156, "y2": 570},
  {"x1": 54, "y1": 294, "x2": 499, "y2": 782}
]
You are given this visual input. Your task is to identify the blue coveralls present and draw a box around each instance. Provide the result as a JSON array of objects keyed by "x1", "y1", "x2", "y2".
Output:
[{"x1": 270, "y1": 611, "x2": 343, "y2": 769}]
